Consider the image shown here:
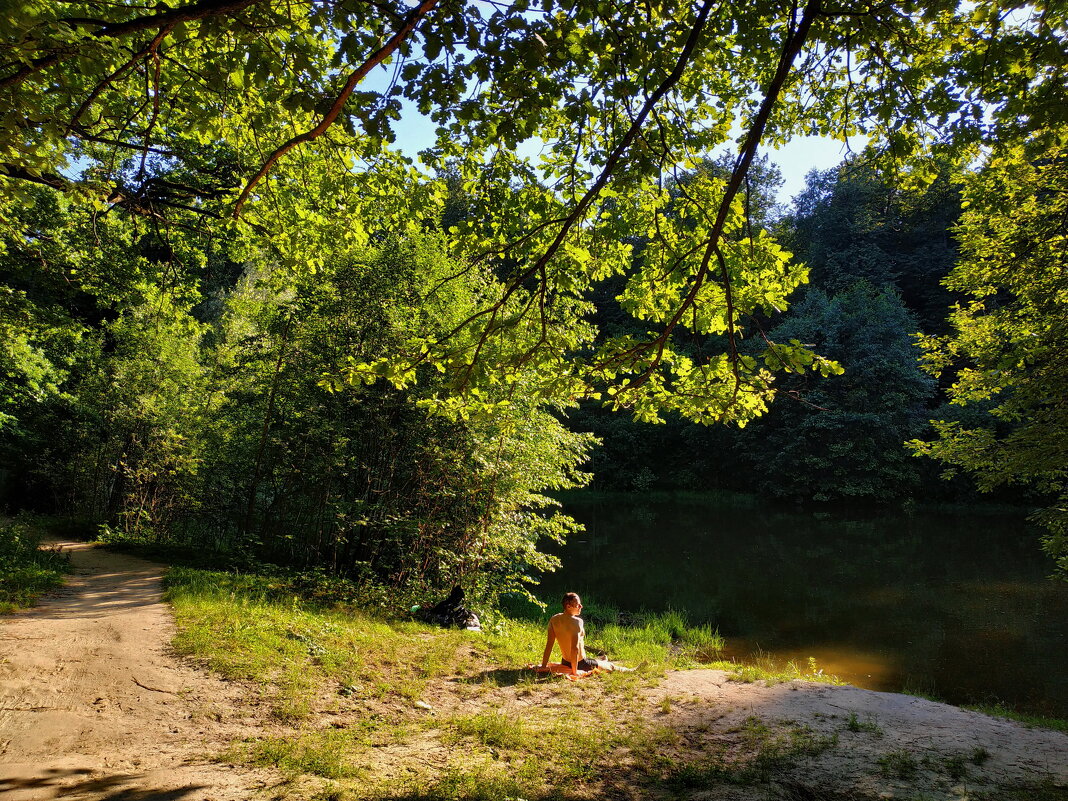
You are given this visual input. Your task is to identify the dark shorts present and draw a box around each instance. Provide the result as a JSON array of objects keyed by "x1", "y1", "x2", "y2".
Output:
[{"x1": 561, "y1": 657, "x2": 599, "y2": 671}]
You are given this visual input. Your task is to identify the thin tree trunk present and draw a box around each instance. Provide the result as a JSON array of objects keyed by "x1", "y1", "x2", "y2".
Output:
[{"x1": 243, "y1": 318, "x2": 291, "y2": 535}]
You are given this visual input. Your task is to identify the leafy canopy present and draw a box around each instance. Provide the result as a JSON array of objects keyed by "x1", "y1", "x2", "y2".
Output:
[{"x1": 2, "y1": 0, "x2": 1066, "y2": 422}]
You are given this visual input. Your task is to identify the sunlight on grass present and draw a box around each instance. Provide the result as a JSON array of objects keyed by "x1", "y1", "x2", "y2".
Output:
[
  {"x1": 165, "y1": 567, "x2": 730, "y2": 697},
  {"x1": 964, "y1": 702, "x2": 1068, "y2": 733},
  {"x1": 165, "y1": 566, "x2": 854, "y2": 800},
  {"x1": 233, "y1": 729, "x2": 372, "y2": 780},
  {"x1": 166, "y1": 567, "x2": 495, "y2": 720},
  {"x1": 702, "y1": 654, "x2": 844, "y2": 686}
]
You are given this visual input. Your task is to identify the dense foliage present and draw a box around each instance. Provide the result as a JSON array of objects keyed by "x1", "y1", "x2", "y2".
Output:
[
  {"x1": 1, "y1": 1, "x2": 1067, "y2": 580},
  {"x1": 737, "y1": 281, "x2": 936, "y2": 503},
  {"x1": 0, "y1": 192, "x2": 592, "y2": 605},
  {"x1": 4, "y1": 0, "x2": 1065, "y2": 419},
  {"x1": 911, "y1": 133, "x2": 1068, "y2": 574},
  {"x1": 576, "y1": 163, "x2": 952, "y2": 504},
  {"x1": 0, "y1": 516, "x2": 71, "y2": 612}
]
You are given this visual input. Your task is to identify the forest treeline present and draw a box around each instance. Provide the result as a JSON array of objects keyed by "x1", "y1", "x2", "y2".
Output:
[
  {"x1": 2, "y1": 1, "x2": 1066, "y2": 595},
  {"x1": 583, "y1": 152, "x2": 1066, "y2": 537},
  {"x1": 0, "y1": 200, "x2": 594, "y2": 605}
]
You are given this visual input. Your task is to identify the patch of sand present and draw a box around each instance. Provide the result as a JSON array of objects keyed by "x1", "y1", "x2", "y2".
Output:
[
  {"x1": 0, "y1": 542, "x2": 275, "y2": 801},
  {"x1": 640, "y1": 669, "x2": 1068, "y2": 798}
]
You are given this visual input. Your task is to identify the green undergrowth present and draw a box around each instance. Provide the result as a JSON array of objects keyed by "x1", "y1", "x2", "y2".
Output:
[
  {"x1": 964, "y1": 702, "x2": 1068, "y2": 734},
  {"x1": 0, "y1": 515, "x2": 72, "y2": 613},
  {"x1": 164, "y1": 565, "x2": 832, "y2": 701},
  {"x1": 164, "y1": 567, "x2": 725, "y2": 700}
]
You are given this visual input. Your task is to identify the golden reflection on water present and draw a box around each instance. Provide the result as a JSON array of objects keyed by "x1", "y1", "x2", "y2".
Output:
[{"x1": 722, "y1": 639, "x2": 903, "y2": 692}]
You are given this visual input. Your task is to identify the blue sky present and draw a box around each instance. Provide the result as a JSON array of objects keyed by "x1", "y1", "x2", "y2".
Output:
[
  {"x1": 381, "y1": 96, "x2": 858, "y2": 208},
  {"x1": 765, "y1": 136, "x2": 864, "y2": 205}
]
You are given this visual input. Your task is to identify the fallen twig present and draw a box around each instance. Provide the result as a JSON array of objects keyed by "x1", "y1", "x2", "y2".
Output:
[{"x1": 133, "y1": 677, "x2": 176, "y2": 694}]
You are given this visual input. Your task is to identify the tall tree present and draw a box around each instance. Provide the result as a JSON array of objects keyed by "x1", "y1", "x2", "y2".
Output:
[
  {"x1": 785, "y1": 160, "x2": 962, "y2": 332},
  {"x1": 739, "y1": 281, "x2": 936, "y2": 503},
  {"x1": 196, "y1": 232, "x2": 593, "y2": 601}
]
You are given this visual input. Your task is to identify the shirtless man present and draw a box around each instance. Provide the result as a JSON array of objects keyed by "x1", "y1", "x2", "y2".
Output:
[{"x1": 538, "y1": 592, "x2": 628, "y2": 676}]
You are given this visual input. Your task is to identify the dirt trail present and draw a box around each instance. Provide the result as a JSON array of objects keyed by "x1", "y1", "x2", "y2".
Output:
[{"x1": 0, "y1": 542, "x2": 272, "y2": 801}]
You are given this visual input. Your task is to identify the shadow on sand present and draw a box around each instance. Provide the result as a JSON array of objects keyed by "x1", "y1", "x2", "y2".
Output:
[
  {"x1": 452, "y1": 667, "x2": 551, "y2": 687},
  {"x1": 0, "y1": 767, "x2": 208, "y2": 801}
]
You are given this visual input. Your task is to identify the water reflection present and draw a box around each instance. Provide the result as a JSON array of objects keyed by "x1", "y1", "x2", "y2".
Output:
[{"x1": 538, "y1": 495, "x2": 1068, "y2": 717}]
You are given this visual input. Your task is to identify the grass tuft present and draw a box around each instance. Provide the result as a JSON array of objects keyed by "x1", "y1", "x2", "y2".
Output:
[
  {"x1": 878, "y1": 748, "x2": 919, "y2": 779},
  {"x1": 0, "y1": 515, "x2": 72, "y2": 612},
  {"x1": 448, "y1": 711, "x2": 528, "y2": 750},
  {"x1": 965, "y1": 702, "x2": 1068, "y2": 733},
  {"x1": 845, "y1": 710, "x2": 884, "y2": 735},
  {"x1": 702, "y1": 653, "x2": 843, "y2": 686}
]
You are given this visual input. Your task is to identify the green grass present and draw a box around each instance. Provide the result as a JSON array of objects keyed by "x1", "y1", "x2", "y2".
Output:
[
  {"x1": 447, "y1": 711, "x2": 530, "y2": 749},
  {"x1": 878, "y1": 748, "x2": 919, "y2": 779},
  {"x1": 164, "y1": 567, "x2": 727, "y2": 691},
  {"x1": 901, "y1": 683, "x2": 1068, "y2": 733},
  {"x1": 165, "y1": 565, "x2": 851, "y2": 799},
  {"x1": 0, "y1": 515, "x2": 72, "y2": 613},
  {"x1": 844, "y1": 710, "x2": 884, "y2": 735},
  {"x1": 916, "y1": 747, "x2": 991, "y2": 782},
  {"x1": 237, "y1": 730, "x2": 369, "y2": 780},
  {"x1": 965, "y1": 702, "x2": 1068, "y2": 733},
  {"x1": 165, "y1": 566, "x2": 492, "y2": 719},
  {"x1": 662, "y1": 716, "x2": 838, "y2": 789},
  {"x1": 701, "y1": 653, "x2": 844, "y2": 686},
  {"x1": 386, "y1": 765, "x2": 538, "y2": 801},
  {"x1": 982, "y1": 779, "x2": 1068, "y2": 801},
  {"x1": 162, "y1": 564, "x2": 1057, "y2": 801}
]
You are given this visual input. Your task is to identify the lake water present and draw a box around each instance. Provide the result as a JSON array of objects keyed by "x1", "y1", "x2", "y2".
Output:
[{"x1": 537, "y1": 494, "x2": 1068, "y2": 718}]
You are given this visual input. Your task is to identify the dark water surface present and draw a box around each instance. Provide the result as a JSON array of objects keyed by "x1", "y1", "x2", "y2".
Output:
[{"x1": 538, "y1": 494, "x2": 1068, "y2": 718}]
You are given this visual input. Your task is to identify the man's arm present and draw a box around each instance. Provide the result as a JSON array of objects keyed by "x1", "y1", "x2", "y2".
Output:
[{"x1": 540, "y1": 623, "x2": 556, "y2": 669}]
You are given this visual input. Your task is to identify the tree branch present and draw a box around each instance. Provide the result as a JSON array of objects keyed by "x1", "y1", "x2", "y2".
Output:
[
  {"x1": 442, "y1": 0, "x2": 720, "y2": 388},
  {"x1": 68, "y1": 24, "x2": 175, "y2": 132},
  {"x1": 0, "y1": 163, "x2": 70, "y2": 191},
  {"x1": 1, "y1": 0, "x2": 262, "y2": 91},
  {"x1": 621, "y1": 0, "x2": 823, "y2": 392},
  {"x1": 233, "y1": 0, "x2": 440, "y2": 217}
]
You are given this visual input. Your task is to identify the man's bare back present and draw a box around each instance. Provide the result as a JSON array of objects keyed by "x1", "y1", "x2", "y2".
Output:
[{"x1": 547, "y1": 610, "x2": 585, "y2": 664}]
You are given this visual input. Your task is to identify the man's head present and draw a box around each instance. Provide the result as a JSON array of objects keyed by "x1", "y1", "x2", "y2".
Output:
[{"x1": 562, "y1": 592, "x2": 582, "y2": 614}]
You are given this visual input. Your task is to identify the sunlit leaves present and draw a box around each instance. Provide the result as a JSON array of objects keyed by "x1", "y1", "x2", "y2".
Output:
[
  {"x1": 910, "y1": 131, "x2": 1068, "y2": 575},
  {"x1": 2, "y1": 0, "x2": 1066, "y2": 429}
]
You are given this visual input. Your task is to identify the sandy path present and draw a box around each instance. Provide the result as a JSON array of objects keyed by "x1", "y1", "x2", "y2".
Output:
[{"x1": 0, "y1": 542, "x2": 272, "y2": 801}]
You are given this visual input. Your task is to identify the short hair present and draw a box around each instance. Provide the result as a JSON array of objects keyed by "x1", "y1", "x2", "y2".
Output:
[{"x1": 562, "y1": 592, "x2": 581, "y2": 609}]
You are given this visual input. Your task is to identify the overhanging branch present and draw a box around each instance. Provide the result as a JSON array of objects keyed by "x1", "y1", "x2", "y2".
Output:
[
  {"x1": 0, "y1": 0, "x2": 262, "y2": 91},
  {"x1": 232, "y1": 0, "x2": 440, "y2": 217},
  {"x1": 621, "y1": 0, "x2": 823, "y2": 392}
]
